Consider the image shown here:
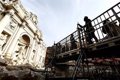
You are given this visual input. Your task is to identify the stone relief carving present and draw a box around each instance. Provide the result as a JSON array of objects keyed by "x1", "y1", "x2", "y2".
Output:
[
  {"x1": 1, "y1": 0, "x2": 19, "y2": 14},
  {"x1": 1, "y1": 0, "x2": 18, "y2": 5},
  {"x1": 24, "y1": 12, "x2": 30, "y2": 20},
  {"x1": 32, "y1": 50, "x2": 36, "y2": 60},
  {"x1": 30, "y1": 12, "x2": 38, "y2": 25},
  {"x1": 32, "y1": 14, "x2": 37, "y2": 25},
  {"x1": 13, "y1": 35, "x2": 30, "y2": 64},
  {"x1": 12, "y1": 43, "x2": 27, "y2": 65},
  {"x1": 0, "y1": 33, "x2": 8, "y2": 51},
  {"x1": 9, "y1": 21, "x2": 17, "y2": 30},
  {"x1": 24, "y1": 12, "x2": 38, "y2": 25}
]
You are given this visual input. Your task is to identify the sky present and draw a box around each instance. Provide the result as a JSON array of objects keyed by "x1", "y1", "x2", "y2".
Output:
[{"x1": 21, "y1": 0, "x2": 120, "y2": 47}]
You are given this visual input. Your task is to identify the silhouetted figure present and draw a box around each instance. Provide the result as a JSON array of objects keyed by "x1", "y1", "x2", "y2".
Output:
[
  {"x1": 70, "y1": 34, "x2": 77, "y2": 50},
  {"x1": 65, "y1": 42, "x2": 69, "y2": 51},
  {"x1": 56, "y1": 43, "x2": 61, "y2": 54},
  {"x1": 78, "y1": 16, "x2": 98, "y2": 44},
  {"x1": 102, "y1": 19, "x2": 119, "y2": 37},
  {"x1": 62, "y1": 45, "x2": 65, "y2": 53}
]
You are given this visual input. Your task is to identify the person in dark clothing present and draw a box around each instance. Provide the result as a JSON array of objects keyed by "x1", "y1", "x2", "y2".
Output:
[
  {"x1": 70, "y1": 34, "x2": 77, "y2": 50},
  {"x1": 102, "y1": 19, "x2": 119, "y2": 37},
  {"x1": 56, "y1": 43, "x2": 61, "y2": 54},
  {"x1": 78, "y1": 16, "x2": 98, "y2": 44}
]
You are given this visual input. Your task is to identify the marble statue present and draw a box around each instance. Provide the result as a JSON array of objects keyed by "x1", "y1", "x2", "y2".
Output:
[{"x1": 0, "y1": 34, "x2": 8, "y2": 52}]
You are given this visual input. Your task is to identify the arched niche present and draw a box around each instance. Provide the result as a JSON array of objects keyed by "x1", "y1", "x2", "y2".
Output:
[
  {"x1": 16, "y1": 34, "x2": 30, "y2": 58},
  {"x1": 12, "y1": 34, "x2": 31, "y2": 65},
  {"x1": 19, "y1": 34, "x2": 30, "y2": 45}
]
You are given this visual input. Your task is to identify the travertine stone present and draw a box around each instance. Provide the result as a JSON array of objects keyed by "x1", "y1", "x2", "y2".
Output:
[{"x1": 0, "y1": 0, "x2": 46, "y2": 70}]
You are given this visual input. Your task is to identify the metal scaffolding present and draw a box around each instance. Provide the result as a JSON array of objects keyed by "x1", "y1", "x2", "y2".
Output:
[{"x1": 46, "y1": 2, "x2": 120, "y2": 80}]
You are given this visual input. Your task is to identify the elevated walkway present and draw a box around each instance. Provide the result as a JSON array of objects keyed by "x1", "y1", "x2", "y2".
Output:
[
  {"x1": 46, "y1": 2, "x2": 120, "y2": 80},
  {"x1": 55, "y1": 2, "x2": 120, "y2": 62}
]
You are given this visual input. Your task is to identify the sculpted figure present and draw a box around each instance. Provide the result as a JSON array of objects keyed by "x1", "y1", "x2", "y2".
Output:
[{"x1": 0, "y1": 34, "x2": 7, "y2": 51}]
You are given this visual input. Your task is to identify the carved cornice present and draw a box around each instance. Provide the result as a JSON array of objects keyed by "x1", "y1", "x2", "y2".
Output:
[{"x1": 1, "y1": 0, "x2": 18, "y2": 10}]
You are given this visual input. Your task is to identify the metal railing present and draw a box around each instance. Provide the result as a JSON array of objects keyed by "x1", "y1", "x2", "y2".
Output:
[
  {"x1": 47, "y1": 2, "x2": 120, "y2": 80},
  {"x1": 54, "y1": 2, "x2": 120, "y2": 56}
]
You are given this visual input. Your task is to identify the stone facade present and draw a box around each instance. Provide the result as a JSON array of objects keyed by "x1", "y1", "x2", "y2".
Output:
[{"x1": 0, "y1": 0, "x2": 46, "y2": 69}]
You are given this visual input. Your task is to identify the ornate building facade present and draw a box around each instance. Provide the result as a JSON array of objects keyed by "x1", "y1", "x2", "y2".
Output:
[{"x1": 0, "y1": 0, "x2": 46, "y2": 69}]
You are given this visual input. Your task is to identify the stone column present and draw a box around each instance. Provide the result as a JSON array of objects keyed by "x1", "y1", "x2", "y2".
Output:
[
  {"x1": 33, "y1": 41, "x2": 38, "y2": 61},
  {"x1": 2, "y1": 23, "x2": 19, "y2": 54},
  {"x1": 3, "y1": 23, "x2": 24, "y2": 57},
  {"x1": 27, "y1": 37, "x2": 36, "y2": 62},
  {"x1": 0, "y1": 13, "x2": 11, "y2": 34}
]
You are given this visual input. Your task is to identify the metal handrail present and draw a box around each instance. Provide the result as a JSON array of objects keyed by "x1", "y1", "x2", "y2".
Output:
[{"x1": 54, "y1": 2, "x2": 120, "y2": 56}]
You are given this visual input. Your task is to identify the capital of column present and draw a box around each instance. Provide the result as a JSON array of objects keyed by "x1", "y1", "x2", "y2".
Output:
[{"x1": 18, "y1": 21, "x2": 26, "y2": 28}]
